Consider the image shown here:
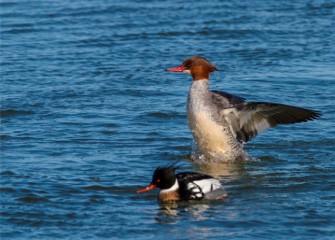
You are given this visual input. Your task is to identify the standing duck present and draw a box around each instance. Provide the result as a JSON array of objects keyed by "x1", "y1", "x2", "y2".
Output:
[{"x1": 166, "y1": 56, "x2": 321, "y2": 162}]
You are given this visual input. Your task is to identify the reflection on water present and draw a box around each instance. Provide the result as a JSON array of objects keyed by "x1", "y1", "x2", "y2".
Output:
[
  {"x1": 156, "y1": 201, "x2": 212, "y2": 223},
  {"x1": 190, "y1": 160, "x2": 245, "y2": 180},
  {"x1": 187, "y1": 147, "x2": 260, "y2": 178}
]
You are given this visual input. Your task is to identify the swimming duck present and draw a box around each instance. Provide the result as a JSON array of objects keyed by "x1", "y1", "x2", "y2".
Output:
[{"x1": 137, "y1": 164, "x2": 225, "y2": 202}]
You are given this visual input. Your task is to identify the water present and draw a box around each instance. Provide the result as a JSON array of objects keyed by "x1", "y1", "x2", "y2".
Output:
[{"x1": 1, "y1": 0, "x2": 335, "y2": 239}]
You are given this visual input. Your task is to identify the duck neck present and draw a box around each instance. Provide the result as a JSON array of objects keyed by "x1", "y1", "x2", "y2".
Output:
[
  {"x1": 189, "y1": 79, "x2": 210, "y2": 100},
  {"x1": 160, "y1": 179, "x2": 179, "y2": 194}
]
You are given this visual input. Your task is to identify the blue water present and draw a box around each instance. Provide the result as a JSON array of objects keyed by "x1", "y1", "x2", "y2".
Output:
[{"x1": 1, "y1": 0, "x2": 335, "y2": 239}]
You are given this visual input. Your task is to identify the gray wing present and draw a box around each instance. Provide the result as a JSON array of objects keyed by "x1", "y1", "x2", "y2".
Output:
[
  {"x1": 210, "y1": 90, "x2": 246, "y2": 108},
  {"x1": 204, "y1": 187, "x2": 226, "y2": 200},
  {"x1": 221, "y1": 102, "x2": 321, "y2": 143}
]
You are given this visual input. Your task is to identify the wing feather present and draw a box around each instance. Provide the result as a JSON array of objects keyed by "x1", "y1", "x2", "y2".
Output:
[
  {"x1": 221, "y1": 102, "x2": 321, "y2": 142},
  {"x1": 210, "y1": 90, "x2": 245, "y2": 108}
]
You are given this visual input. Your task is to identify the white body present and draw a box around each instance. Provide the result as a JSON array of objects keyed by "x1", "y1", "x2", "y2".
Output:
[{"x1": 187, "y1": 80, "x2": 247, "y2": 162}]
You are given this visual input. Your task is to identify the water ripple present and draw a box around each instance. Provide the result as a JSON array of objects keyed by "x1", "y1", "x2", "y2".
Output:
[{"x1": 0, "y1": 109, "x2": 34, "y2": 117}]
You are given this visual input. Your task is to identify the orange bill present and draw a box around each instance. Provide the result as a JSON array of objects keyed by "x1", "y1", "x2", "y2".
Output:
[
  {"x1": 136, "y1": 184, "x2": 157, "y2": 194},
  {"x1": 166, "y1": 65, "x2": 184, "y2": 72}
]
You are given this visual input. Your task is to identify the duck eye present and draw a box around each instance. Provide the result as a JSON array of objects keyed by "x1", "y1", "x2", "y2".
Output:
[{"x1": 156, "y1": 179, "x2": 160, "y2": 183}]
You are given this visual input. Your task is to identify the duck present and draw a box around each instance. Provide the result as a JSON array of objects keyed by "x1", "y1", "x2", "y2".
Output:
[
  {"x1": 166, "y1": 56, "x2": 321, "y2": 162},
  {"x1": 137, "y1": 164, "x2": 226, "y2": 202}
]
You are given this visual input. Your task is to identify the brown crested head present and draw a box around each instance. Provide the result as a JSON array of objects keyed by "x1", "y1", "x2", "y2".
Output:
[{"x1": 166, "y1": 56, "x2": 218, "y2": 80}]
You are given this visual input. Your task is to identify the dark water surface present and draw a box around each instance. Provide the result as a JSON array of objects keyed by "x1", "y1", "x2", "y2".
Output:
[{"x1": 1, "y1": 0, "x2": 335, "y2": 239}]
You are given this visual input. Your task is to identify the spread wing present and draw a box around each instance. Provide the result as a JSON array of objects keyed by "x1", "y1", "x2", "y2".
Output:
[
  {"x1": 221, "y1": 102, "x2": 321, "y2": 143},
  {"x1": 210, "y1": 90, "x2": 321, "y2": 143}
]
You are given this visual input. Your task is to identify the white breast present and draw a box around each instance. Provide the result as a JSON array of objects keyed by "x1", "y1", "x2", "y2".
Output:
[{"x1": 187, "y1": 80, "x2": 239, "y2": 161}]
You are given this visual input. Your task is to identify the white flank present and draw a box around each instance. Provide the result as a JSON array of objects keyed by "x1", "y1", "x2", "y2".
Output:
[{"x1": 192, "y1": 178, "x2": 222, "y2": 194}]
